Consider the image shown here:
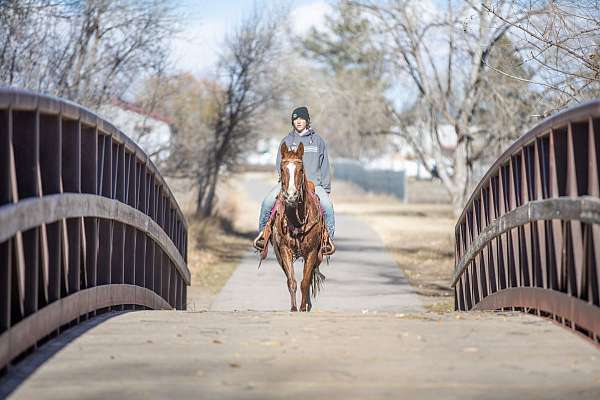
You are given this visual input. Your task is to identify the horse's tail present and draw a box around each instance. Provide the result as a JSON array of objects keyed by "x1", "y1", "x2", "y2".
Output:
[{"x1": 311, "y1": 266, "x2": 326, "y2": 299}]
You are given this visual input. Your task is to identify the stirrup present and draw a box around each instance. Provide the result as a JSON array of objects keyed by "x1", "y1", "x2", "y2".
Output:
[
  {"x1": 253, "y1": 230, "x2": 266, "y2": 252},
  {"x1": 322, "y1": 237, "x2": 336, "y2": 256}
]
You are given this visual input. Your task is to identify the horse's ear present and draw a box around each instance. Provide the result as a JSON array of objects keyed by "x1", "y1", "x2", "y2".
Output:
[
  {"x1": 296, "y1": 142, "x2": 304, "y2": 158},
  {"x1": 280, "y1": 142, "x2": 288, "y2": 157}
]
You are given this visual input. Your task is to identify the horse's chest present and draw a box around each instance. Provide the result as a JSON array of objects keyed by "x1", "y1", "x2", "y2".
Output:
[{"x1": 274, "y1": 225, "x2": 307, "y2": 258}]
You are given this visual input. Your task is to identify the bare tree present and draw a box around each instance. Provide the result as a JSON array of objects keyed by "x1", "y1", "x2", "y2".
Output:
[
  {"x1": 194, "y1": 10, "x2": 286, "y2": 217},
  {"x1": 484, "y1": 0, "x2": 600, "y2": 117},
  {"x1": 294, "y1": 67, "x2": 393, "y2": 159},
  {"x1": 0, "y1": 0, "x2": 177, "y2": 108},
  {"x1": 298, "y1": 2, "x2": 393, "y2": 159},
  {"x1": 148, "y1": 9, "x2": 284, "y2": 217},
  {"x1": 348, "y1": 0, "x2": 538, "y2": 214}
]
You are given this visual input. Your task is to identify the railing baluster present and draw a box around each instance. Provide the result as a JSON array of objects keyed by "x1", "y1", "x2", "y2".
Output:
[
  {"x1": 452, "y1": 100, "x2": 600, "y2": 342},
  {"x1": 0, "y1": 89, "x2": 189, "y2": 369}
]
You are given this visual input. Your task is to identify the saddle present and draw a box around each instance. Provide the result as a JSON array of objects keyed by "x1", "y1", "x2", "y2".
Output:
[{"x1": 258, "y1": 180, "x2": 334, "y2": 264}]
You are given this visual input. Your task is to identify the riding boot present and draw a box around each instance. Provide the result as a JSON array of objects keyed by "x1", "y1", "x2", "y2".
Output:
[{"x1": 252, "y1": 230, "x2": 266, "y2": 252}]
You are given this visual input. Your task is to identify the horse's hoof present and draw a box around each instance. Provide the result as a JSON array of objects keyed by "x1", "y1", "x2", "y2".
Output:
[{"x1": 290, "y1": 306, "x2": 297, "y2": 312}]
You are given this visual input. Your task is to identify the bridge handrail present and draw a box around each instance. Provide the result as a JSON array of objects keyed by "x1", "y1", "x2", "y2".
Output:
[
  {"x1": 0, "y1": 88, "x2": 190, "y2": 370},
  {"x1": 452, "y1": 100, "x2": 600, "y2": 343}
]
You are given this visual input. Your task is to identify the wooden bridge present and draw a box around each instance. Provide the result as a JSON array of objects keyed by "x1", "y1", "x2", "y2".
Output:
[
  {"x1": 0, "y1": 88, "x2": 189, "y2": 368},
  {"x1": 0, "y1": 89, "x2": 599, "y2": 399}
]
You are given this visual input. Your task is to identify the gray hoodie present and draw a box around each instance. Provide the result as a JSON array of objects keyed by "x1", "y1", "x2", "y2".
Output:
[{"x1": 275, "y1": 128, "x2": 331, "y2": 193}]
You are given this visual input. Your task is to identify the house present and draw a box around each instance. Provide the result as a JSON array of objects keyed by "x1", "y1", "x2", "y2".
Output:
[{"x1": 98, "y1": 99, "x2": 172, "y2": 163}]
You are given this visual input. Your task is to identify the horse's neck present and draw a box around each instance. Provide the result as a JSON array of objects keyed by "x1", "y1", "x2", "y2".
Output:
[{"x1": 284, "y1": 177, "x2": 309, "y2": 227}]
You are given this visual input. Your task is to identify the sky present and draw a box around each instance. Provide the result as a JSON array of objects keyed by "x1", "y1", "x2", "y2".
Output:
[{"x1": 169, "y1": 0, "x2": 333, "y2": 76}]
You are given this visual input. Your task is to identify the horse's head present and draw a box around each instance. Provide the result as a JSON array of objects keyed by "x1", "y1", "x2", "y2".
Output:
[{"x1": 280, "y1": 142, "x2": 305, "y2": 205}]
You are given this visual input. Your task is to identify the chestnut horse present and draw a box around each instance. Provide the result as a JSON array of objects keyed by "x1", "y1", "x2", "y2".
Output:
[{"x1": 258, "y1": 142, "x2": 333, "y2": 311}]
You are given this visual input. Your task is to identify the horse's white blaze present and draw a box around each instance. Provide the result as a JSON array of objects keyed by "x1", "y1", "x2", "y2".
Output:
[{"x1": 286, "y1": 163, "x2": 296, "y2": 197}]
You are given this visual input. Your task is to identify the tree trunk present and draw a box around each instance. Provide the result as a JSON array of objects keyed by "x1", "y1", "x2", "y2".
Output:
[
  {"x1": 435, "y1": 139, "x2": 471, "y2": 218},
  {"x1": 196, "y1": 164, "x2": 220, "y2": 218}
]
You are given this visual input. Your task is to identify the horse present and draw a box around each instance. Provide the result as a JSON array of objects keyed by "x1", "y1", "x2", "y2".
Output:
[{"x1": 258, "y1": 142, "x2": 334, "y2": 312}]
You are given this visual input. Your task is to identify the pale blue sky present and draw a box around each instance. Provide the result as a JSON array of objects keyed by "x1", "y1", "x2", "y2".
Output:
[{"x1": 169, "y1": 0, "x2": 333, "y2": 75}]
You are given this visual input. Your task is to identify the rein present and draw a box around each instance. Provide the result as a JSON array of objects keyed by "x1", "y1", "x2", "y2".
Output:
[{"x1": 281, "y1": 158, "x2": 307, "y2": 226}]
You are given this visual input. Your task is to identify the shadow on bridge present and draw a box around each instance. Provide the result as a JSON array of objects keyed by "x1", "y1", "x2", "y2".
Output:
[{"x1": 0, "y1": 311, "x2": 124, "y2": 399}]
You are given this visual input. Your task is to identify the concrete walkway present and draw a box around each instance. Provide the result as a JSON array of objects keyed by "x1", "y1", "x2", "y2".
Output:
[
  {"x1": 211, "y1": 216, "x2": 424, "y2": 313},
  {"x1": 211, "y1": 176, "x2": 423, "y2": 313},
  {"x1": 3, "y1": 311, "x2": 599, "y2": 400}
]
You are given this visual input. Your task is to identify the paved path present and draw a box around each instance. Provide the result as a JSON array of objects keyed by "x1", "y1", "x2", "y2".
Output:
[
  {"x1": 3, "y1": 311, "x2": 599, "y2": 400},
  {"x1": 211, "y1": 176, "x2": 423, "y2": 313}
]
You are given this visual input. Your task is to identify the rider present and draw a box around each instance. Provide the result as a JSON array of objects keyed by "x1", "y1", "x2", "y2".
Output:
[{"x1": 253, "y1": 106, "x2": 335, "y2": 254}]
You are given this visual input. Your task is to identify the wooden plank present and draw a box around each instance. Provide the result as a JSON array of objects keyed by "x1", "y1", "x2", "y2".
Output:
[
  {"x1": 135, "y1": 232, "x2": 146, "y2": 287},
  {"x1": 508, "y1": 157, "x2": 520, "y2": 287},
  {"x1": 62, "y1": 119, "x2": 81, "y2": 296},
  {"x1": 521, "y1": 149, "x2": 533, "y2": 287},
  {"x1": 13, "y1": 111, "x2": 40, "y2": 317},
  {"x1": 535, "y1": 137, "x2": 548, "y2": 288},
  {"x1": 589, "y1": 118, "x2": 600, "y2": 305},
  {"x1": 39, "y1": 114, "x2": 62, "y2": 303},
  {"x1": 124, "y1": 225, "x2": 136, "y2": 285},
  {"x1": 0, "y1": 109, "x2": 15, "y2": 324},
  {"x1": 0, "y1": 110, "x2": 10, "y2": 206},
  {"x1": 169, "y1": 264, "x2": 176, "y2": 308},
  {"x1": 473, "y1": 287, "x2": 600, "y2": 337},
  {"x1": 497, "y1": 169, "x2": 508, "y2": 290},
  {"x1": 81, "y1": 125, "x2": 97, "y2": 195},
  {"x1": 111, "y1": 222, "x2": 124, "y2": 286},
  {"x1": 549, "y1": 130, "x2": 563, "y2": 290},
  {"x1": 0, "y1": 193, "x2": 191, "y2": 284},
  {"x1": 84, "y1": 218, "x2": 97, "y2": 290},
  {"x1": 97, "y1": 220, "x2": 112, "y2": 286},
  {"x1": 146, "y1": 241, "x2": 155, "y2": 292},
  {"x1": 81, "y1": 125, "x2": 97, "y2": 291},
  {"x1": 155, "y1": 248, "x2": 163, "y2": 299},
  {"x1": 567, "y1": 123, "x2": 585, "y2": 297},
  {"x1": 451, "y1": 197, "x2": 600, "y2": 287},
  {"x1": 0, "y1": 240, "x2": 11, "y2": 334},
  {"x1": 124, "y1": 152, "x2": 136, "y2": 285}
]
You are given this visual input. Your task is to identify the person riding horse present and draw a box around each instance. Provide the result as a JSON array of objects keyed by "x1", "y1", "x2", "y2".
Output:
[{"x1": 253, "y1": 106, "x2": 335, "y2": 255}]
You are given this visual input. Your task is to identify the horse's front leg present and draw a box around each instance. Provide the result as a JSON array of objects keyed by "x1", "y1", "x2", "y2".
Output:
[
  {"x1": 277, "y1": 247, "x2": 298, "y2": 312},
  {"x1": 300, "y1": 251, "x2": 319, "y2": 312}
]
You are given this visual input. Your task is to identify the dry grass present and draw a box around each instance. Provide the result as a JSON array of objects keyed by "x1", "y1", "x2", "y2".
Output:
[{"x1": 332, "y1": 180, "x2": 456, "y2": 312}]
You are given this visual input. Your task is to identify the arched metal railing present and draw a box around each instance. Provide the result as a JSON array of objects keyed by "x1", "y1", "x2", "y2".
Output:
[
  {"x1": 0, "y1": 88, "x2": 190, "y2": 370},
  {"x1": 452, "y1": 100, "x2": 600, "y2": 343}
]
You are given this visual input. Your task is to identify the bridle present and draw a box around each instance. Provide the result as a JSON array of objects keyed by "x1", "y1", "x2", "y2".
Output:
[
  {"x1": 281, "y1": 158, "x2": 305, "y2": 203},
  {"x1": 281, "y1": 158, "x2": 307, "y2": 226}
]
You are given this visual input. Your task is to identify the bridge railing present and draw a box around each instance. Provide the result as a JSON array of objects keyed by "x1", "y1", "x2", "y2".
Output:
[
  {"x1": 452, "y1": 100, "x2": 600, "y2": 342},
  {"x1": 0, "y1": 88, "x2": 190, "y2": 370}
]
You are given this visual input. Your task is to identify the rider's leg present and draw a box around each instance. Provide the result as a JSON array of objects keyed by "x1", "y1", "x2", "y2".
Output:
[
  {"x1": 253, "y1": 185, "x2": 280, "y2": 251},
  {"x1": 315, "y1": 186, "x2": 335, "y2": 239},
  {"x1": 258, "y1": 185, "x2": 280, "y2": 232}
]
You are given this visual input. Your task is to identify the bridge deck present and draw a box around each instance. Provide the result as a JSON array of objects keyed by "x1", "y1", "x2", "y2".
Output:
[{"x1": 3, "y1": 310, "x2": 599, "y2": 399}]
